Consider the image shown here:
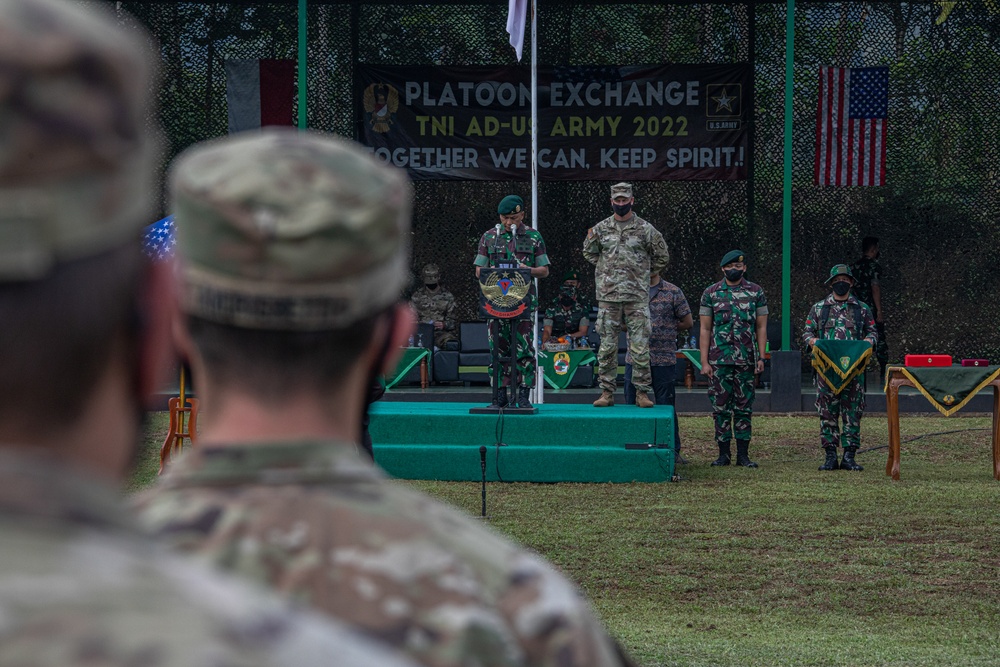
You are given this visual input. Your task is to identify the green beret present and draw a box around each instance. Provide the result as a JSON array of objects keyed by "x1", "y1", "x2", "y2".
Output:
[
  {"x1": 720, "y1": 250, "x2": 746, "y2": 267},
  {"x1": 563, "y1": 269, "x2": 580, "y2": 282},
  {"x1": 825, "y1": 264, "x2": 855, "y2": 283},
  {"x1": 497, "y1": 195, "x2": 524, "y2": 215}
]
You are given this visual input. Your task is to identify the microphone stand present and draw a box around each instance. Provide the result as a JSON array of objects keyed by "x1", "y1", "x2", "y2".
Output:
[{"x1": 479, "y1": 445, "x2": 488, "y2": 518}]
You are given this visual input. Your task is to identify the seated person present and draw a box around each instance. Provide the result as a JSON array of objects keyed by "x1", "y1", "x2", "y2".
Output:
[
  {"x1": 410, "y1": 263, "x2": 458, "y2": 350},
  {"x1": 543, "y1": 270, "x2": 590, "y2": 349}
]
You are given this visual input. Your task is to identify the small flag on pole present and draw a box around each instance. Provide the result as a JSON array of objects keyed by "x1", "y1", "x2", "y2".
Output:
[
  {"x1": 142, "y1": 216, "x2": 175, "y2": 261},
  {"x1": 814, "y1": 66, "x2": 888, "y2": 187},
  {"x1": 506, "y1": 0, "x2": 528, "y2": 62}
]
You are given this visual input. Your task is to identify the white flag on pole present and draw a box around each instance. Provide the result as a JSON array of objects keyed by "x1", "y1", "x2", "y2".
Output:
[{"x1": 506, "y1": 0, "x2": 527, "y2": 61}]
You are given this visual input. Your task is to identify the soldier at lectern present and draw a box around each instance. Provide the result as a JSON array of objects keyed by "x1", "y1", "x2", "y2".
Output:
[{"x1": 473, "y1": 195, "x2": 550, "y2": 408}]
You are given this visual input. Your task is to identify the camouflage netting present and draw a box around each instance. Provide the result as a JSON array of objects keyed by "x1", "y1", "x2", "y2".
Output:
[{"x1": 115, "y1": 0, "x2": 1000, "y2": 364}]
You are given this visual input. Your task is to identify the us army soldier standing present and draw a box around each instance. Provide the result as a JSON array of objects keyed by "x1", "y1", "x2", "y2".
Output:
[
  {"x1": 135, "y1": 132, "x2": 631, "y2": 667},
  {"x1": 584, "y1": 182, "x2": 670, "y2": 408},
  {"x1": 699, "y1": 250, "x2": 769, "y2": 468},
  {"x1": 0, "y1": 2, "x2": 419, "y2": 666},
  {"x1": 803, "y1": 265, "x2": 878, "y2": 471},
  {"x1": 410, "y1": 263, "x2": 458, "y2": 349},
  {"x1": 473, "y1": 195, "x2": 551, "y2": 408}
]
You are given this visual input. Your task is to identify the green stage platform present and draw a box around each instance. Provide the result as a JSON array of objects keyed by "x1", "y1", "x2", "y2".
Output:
[{"x1": 369, "y1": 402, "x2": 675, "y2": 483}]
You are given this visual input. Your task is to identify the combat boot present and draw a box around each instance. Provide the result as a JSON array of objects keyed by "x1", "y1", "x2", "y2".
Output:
[
  {"x1": 735, "y1": 440, "x2": 759, "y2": 468},
  {"x1": 711, "y1": 442, "x2": 731, "y2": 466},
  {"x1": 635, "y1": 392, "x2": 654, "y2": 408},
  {"x1": 593, "y1": 390, "x2": 615, "y2": 407},
  {"x1": 818, "y1": 446, "x2": 839, "y2": 471},
  {"x1": 517, "y1": 387, "x2": 532, "y2": 409},
  {"x1": 841, "y1": 447, "x2": 864, "y2": 471},
  {"x1": 489, "y1": 387, "x2": 508, "y2": 409}
]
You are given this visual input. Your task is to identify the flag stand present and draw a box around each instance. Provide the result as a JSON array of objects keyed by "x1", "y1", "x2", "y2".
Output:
[{"x1": 159, "y1": 366, "x2": 200, "y2": 474}]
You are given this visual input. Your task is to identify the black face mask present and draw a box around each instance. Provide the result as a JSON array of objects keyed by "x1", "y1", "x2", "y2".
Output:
[
  {"x1": 832, "y1": 282, "x2": 851, "y2": 296},
  {"x1": 425, "y1": 283, "x2": 438, "y2": 291},
  {"x1": 612, "y1": 202, "x2": 632, "y2": 217},
  {"x1": 724, "y1": 268, "x2": 744, "y2": 282}
]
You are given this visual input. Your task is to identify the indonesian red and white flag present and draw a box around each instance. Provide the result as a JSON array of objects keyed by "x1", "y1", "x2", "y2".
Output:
[
  {"x1": 814, "y1": 66, "x2": 888, "y2": 186},
  {"x1": 224, "y1": 59, "x2": 295, "y2": 134}
]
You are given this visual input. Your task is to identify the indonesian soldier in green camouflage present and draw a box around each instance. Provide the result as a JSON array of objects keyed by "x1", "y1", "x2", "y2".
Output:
[
  {"x1": 803, "y1": 265, "x2": 879, "y2": 471},
  {"x1": 133, "y1": 132, "x2": 631, "y2": 667},
  {"x1": 0, "y1": 2, "x2": 418, "y2": 665},
  {"x1": 473, "y1": 195, "x2": 551, "y2": 408},
  {"x1": 410, "y1": 263, "x2": 458, "y2": 349},
  {"x1": 542, "y1": 269, "x2": 590, "y2": 347},
  {"x1": 583, "y1": 182, "x2": 670, "y2": 408},
  {"x1": 699, "y1": 250, "x2": 769, "y2": 468}
]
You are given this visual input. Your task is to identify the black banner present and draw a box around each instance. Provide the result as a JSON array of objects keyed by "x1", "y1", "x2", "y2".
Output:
[{"x1": 358, "y1": 64, "x2": 749, "y2": 181}]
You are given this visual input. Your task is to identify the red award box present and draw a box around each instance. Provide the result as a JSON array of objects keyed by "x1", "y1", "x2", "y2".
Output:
[
  {"x1": 962, "y1": 359, "x2": 990, "y2": 367},
  {"x1": 905, "y1": 354, "x2": 953, "y2": 367}
]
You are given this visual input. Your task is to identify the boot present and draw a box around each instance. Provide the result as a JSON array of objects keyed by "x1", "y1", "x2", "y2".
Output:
[
  {"x1": 675, "y1": 450, "x2": 689, "y2": 465},
  {"x1": 840, "y1": 447, "x2": 864, "y2": 471},
  {"x1": 593, "y1": 390, "x2": 615, "y2": 407},
  {"x1": 517, "y1": 386, "x2": 532, "y2": 409},
  {"x1": 735, "y1": 440, "x2": 758, "y2": 468},
  {"x1": 818, "y1": 446, "x2": 839, "y2": 471},
  {"x1": 635, "y1": 391, "x2": 654, "y2": 408},
  {"x1": 489, "y1": 387, "x2": 508, "y2": 409},
  {"x1": 710, "y1": 442, "x2": 731, "y2": 466}
]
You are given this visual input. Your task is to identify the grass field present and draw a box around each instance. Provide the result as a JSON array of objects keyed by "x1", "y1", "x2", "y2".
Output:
[{"x1": 135, "y1": 412, "x2": 1000, "y2": 666}]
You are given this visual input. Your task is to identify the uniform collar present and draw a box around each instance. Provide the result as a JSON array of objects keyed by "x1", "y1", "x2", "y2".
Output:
[
  {"x1": 0, "y1": 447, "x2": 138, "y2": 532},
  {"x1": 159, "y1": 440, "x2": 383, "y2": 488}
]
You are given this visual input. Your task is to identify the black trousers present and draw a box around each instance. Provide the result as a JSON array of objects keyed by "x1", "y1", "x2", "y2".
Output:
[{"x1": 625, "y1": 363, "x2": 681, "y2": 452}]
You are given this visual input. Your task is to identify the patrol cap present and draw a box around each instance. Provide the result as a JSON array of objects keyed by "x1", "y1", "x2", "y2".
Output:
[
  {"x1": 497, "y1": 195, "x2": 524, "y2": 215},
  {"x1": 0, "y1": 0, "x2": 160, "y2": 281},
  {"x1": 170, "y1": 128, "x2": 412, "y2": 331},
  {"x1": 563, "y1": 269, "x2": 580, "y2": 282},
  {"x1": 610, "y1": 182, "x2": 633, "y2": 200},
  {"x1": 422, "y1": 263, "x2": 440, "y2": 283},
  {"x1": 720, "y1": 250, "x2": 746, "y2": 267},
  {"x1": 825, "y1": 264, "x2": 855, "y2": 284}
]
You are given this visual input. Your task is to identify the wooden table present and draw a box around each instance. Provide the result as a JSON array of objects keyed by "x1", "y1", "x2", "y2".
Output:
[{"x1": 884, "y1": 367, "x2": 1000, "y2": 481}]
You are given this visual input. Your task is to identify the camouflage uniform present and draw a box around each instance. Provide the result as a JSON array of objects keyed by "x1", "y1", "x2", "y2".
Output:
[
  {"x1": 582, "y1": 200, "x2": 669, "y2": 396},
  {"x1": 136, "y1": 443, "x2": 628, "y2": 667},
  {"x1": 850, "y1": 255, "x2": 889, "y2": 372},
  {"x1": 137, "y1": 133, "x2": 629, "y2": 667},
  {"x1": 1, "y1": 451, "x2": 419, "y2": 667},
  {"x1": 473, "y1": 224, "x2": 550, "y2": 388},
  {"x1": 803, "y1": 294, "x2": 878, "y2": 450},
  {"x1": 0, "y1": 1, "x2": 418, "y2": 665},
  {"x1": 543, "y1": 286, "x2": 590, "y2": 342},
  {"x1": 699, "y1": 278, "x2": 768, "y2": 447},
  {"x1": 410, "y1": 286, "x2": 458, "y2": 348}
]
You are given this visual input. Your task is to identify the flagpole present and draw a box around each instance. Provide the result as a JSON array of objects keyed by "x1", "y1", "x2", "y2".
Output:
[
  {"x1": 781, "y1": 0, "x2": 794, "y2": 351},
  {"x1": 530, "y1": 0, "x2": 543, "y2": 405}
]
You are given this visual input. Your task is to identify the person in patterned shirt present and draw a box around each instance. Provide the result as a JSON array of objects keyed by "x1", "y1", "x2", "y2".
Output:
[
  {"x1": 699, "y1": 250, "x2": 769, "y2": 468},
  {"x1": 624, "y1": 272, "x2": 692, "y2": 463}
]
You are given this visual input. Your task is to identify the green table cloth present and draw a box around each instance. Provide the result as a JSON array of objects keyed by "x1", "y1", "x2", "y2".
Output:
[
  {"x1": 538, "y1": 348, "x2": 596, "y2": 389},
  {"x1": 384, "y1": 347, "x2": 430, "y2": 389},
  {"x1": 885, "y1": 365, "x2": 1000, "y2": 416}
]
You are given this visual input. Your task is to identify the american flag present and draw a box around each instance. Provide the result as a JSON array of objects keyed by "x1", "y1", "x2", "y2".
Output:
[
  {"x1": 142, "y1": 216, "x2": 175, "y2": 260},
  {"x1": 814, "y1": 66, "x2": 888, "y2": 186}
]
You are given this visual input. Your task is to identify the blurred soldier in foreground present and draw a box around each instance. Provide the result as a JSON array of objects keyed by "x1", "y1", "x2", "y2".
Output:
[
  {"x1": 135, "y1": 129, "x2": 632, "y2": 667},
  {"x1": 0, "y1": 1, "x2": 418, "y2": 665}
]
